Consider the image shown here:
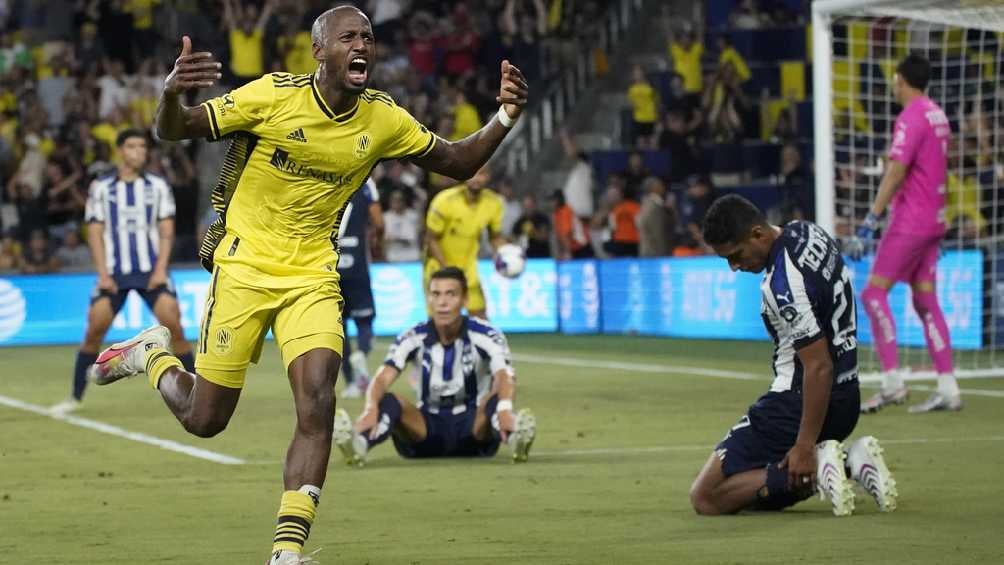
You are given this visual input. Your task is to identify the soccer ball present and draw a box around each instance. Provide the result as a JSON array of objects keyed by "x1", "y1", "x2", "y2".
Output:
[{"x1": 494, "y1": 244, "x2": 526, "y2": 279}]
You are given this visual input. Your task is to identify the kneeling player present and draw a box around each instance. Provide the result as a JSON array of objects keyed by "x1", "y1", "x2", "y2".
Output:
[
  {"x1": 333, "y1": 267, "x2": 536, "y2": 465},
  {"x1": 689, "y1": 195, "x2": 897, "y2": 516}
]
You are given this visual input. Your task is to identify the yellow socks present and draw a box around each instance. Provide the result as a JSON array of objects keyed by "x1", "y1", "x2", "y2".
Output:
[
  {"x1": 144, "y1": 347, "x2": 183, "y2": 390},
  {"x1": 272, "y1": 486, "x2": 320, "y2": 555}
]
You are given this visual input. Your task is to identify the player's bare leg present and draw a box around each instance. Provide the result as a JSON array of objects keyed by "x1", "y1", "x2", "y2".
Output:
[
  {"x1": 268, "y1": 348, "x2": 339, "y2": 563},
  {"x1": 156, "y1": 367, "x2": 242, "y2": 437},
  {"x1": 52, "y1": 297, "x2": 116, "y2": 414},
  {"x1": 690, "y1": 453, "x2": 769, "y2": 515}
]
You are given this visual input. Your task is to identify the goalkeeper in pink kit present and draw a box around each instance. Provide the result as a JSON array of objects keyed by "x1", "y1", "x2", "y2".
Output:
[{"x1": 845, "y1": 54, "x2": 961, "y2": 414}]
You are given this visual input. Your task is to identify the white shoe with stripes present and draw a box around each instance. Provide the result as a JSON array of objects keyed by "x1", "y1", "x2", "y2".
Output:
[
  {"x1": 847, "y1": 436, "x2": 898, "y2": 512},
  {"x1": 87, "y1": 325, "x2": 172, "y2": 385},
  {"x1": 815, "y1": 440, "x2": 855, "y2": 517}
]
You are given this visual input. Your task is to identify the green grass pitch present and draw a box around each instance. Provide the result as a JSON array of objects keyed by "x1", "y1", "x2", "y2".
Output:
[{"x1": 2, "y1": 335, "x2": 1003, "y2": 563}]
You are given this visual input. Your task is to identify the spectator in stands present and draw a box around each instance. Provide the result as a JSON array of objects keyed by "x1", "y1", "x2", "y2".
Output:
[
  {"x1": 512, "y1": 193, "x2": 551, "y2": 258},
  {"x1": 0, "y1": 228, "x2": 22, "y2": 272},
  {"x1": 559, "y1": 128, "x2": 595, "y2": 220},
  {"x1": 501, "y1": 0, "x2": 548, "y2": 84},
  {"x1": 603, "y1": 185, "x2": 641, "y2": 257},
  {"x1": 716, "y1": 36, "x2": 751, "y2": 84},
  {"x1": 659, "y1": 109, "x2": 703, "y2": 186},
  {"x1": 770, "y1": 99, "x2": 799, "y2": 142},
  {"x1": 668, "y1": 23, "x2": 703, "y2": 95},
  {"x1": 21, "y1": 227, "x2": 58, "y2": 273},
  {"x1": 443, "y1": 3, "x2": 480, "y2": 77},
  {"x1": 407, "y1": 10, "x2": 439, "y2": 78},
  {"x1": 551, "y1": 189, "x2": 592, "y2": 260},
  {"x1": 44, "y1": 159, "x2": 86, "y2": 239},
  {"x1": 677, "y1": 175, "x2": 715, "y2": 255},
  {"x1": 383, "y1": 189, "x2": 421, "y2": 263},
  {"x1": 221, "y1": 0, "x2": 276, "y2": 86},
  {"x1": 451, "y1": 88, "x2": 483, "y2": 140},
  {"x1": 663, "y1": 73, "x2": 702, "y2": 129},
  {"x1": 620, "y1": 152, "x2": 650, "y2": 200},
  {"x1": 496, "y1": 177, "x2": 523, "y2": 237},
  {"x1": 703, "y1": 62, "x2": 748, "y2": 143},
  {"x1": 730, "y1": 0, "x2": 767, "y2": 29},
  {"x1": 97, "y1": 59, "x2": 130, "y2": 120},
  {"x1": 54, "y1": 228, "x2": 91, "y2": 270},
  {"x1": 627, "y1": 65, "x2": 659, "y2": 149},
  {"x1": 777, "y1": 143, "x2": 810, "y2": 221},
  {"x1": 638, "y1": 176, "x2": 675, "y2": 257}
]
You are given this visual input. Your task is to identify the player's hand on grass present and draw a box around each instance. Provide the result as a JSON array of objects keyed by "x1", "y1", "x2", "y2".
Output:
[
  {"x1": 98, "y1": 273, "x2": 118, "y2": 294},
  {"x1": 164, "y1": 35, "x2": 222, "y2": 95},
  {"x1": 780, "y1": 441, "x2": 817, "y2": 492},
  {"x1": 497, "y1": 409, "x2": 516, "y2": 443},
  {"x1": 355, "y1": 407, "x2": 379, "y2": 439},
  {"x1": 497, "y1": 60, "x2": 528, "y2": 120}
]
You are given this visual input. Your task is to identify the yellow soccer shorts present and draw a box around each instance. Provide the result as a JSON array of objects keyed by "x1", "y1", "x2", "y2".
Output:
[
  {"x1": 195, "y1": 267, "x2": 345, "y2": 389},
  {"x1": 423, "y1": 259, "x2": 486, "y2": 313}
]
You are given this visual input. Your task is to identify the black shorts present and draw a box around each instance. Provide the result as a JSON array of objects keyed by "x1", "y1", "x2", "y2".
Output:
[
  {"x1": 392, "y1": 407, "x2": 500, "y2": 459},
  {"x1": 90, "y1": 274, "x2": 177, "y2": 315},
  {"x1": 340, "y1": 274, "x2": 375, "y2": 320},
  {"x1": 634, "y1": 121, "x2": 655, "y2": 137},
  {"x1": 715, "y1": 385, "x2": 860, "y2": 477}
]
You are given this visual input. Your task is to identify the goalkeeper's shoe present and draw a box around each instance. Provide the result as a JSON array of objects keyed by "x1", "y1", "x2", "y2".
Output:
[
  {"x1": 860, "y1": 386, "x2": 908, "y2": 414},
  {"x1": 815, "y1": 440, "x2": 855, "y2": 517},
  {"x1": 87, "y1": 325, "x2": 172, "y2": 385},
  {"x1": 846, "y1": 436, "x2": 898, "y2": 512},
  {"x1": 333, "y1": 409, "x2": 367, "y2": 467},
  {"x1": 908, "y1": 391, "x2": 962, "y2": 413},
  {"x1": 509, "y1": 408, "x2": 537, "y2": 463}
]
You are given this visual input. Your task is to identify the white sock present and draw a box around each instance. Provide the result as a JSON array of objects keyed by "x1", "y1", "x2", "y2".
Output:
[
  {"x1": 882, "y1": 370, "x2": 905, "y2": 393},
  {"x1": 298, "y1": 484, "x2": 321, "y2": 506},
  {"x1": 937, "y1": 374, "x2": 960, "y2": 397}
]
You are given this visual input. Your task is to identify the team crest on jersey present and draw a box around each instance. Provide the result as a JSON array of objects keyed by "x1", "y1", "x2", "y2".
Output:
[
  {"x1": 214, "y1": 326, "x2": 234, "y2": 355},
  {"x1": 354, "y1": 132, "x2": 371, "y2": 159}
]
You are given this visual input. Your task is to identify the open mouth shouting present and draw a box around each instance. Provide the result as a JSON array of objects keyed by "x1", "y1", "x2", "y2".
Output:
[{"x1": 347, "y1": 56, "x2": 368, "y2": 88}]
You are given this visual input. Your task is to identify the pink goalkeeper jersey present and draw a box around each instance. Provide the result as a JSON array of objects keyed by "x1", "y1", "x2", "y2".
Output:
[{"x1": 886, "y1": 95, "x2": 951, "y2": 236}]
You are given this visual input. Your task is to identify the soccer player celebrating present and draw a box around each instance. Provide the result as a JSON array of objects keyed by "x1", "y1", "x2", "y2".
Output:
[
  {"x1": 335, "y1": 177, "x2": 382, "y2": 399},
  {"x1": 424, "y1": 165, "x2": 506, "y2": 319},
  {"x1": 50, "y1": 129, "x2": 193, "y2": 415},
  {"x1": 846, "y1": 54, "x2": 960, "y2": 414},
  {"x1": 332, "y1": 266, "x2": 536, "y2": 465},
  {"x1": 690, "y1": 195, "x2": 897, "y2": 516},
  {"x1": 86, "y1": 6, "x2": 529, "y2": 563}
]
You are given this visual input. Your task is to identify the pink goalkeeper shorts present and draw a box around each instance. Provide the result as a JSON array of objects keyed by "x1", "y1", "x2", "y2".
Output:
[{"x1": 871, "y1": 231, "x2": 942, "y2": 284}]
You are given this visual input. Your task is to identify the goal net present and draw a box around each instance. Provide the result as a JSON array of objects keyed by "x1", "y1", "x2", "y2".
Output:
[{"x1": 812, "y1": 0, "x2": 1004, "y2": 379}]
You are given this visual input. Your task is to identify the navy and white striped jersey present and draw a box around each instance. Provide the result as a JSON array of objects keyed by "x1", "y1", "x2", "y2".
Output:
[
  {"x1": 384, "y1": 317, "x2": 514, "y2": 414},
  {"x1": 84, "y1": 173, "x2": 175, "y2": 276},
  {"x1": 335, "y1": 178, "x2": 378, "y2": 278},
  {"x1": 761, "y1": 221, "x2": 858, "y2": 393}
]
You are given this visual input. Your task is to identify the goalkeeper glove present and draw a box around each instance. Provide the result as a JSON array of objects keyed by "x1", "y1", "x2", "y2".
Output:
[{"x1": 845, "y1": 212, "x2": 880, "y2": 261}]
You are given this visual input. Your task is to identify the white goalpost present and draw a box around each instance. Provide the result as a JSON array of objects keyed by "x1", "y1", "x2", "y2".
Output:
[{"x1": 812, "y1": 0, "x2": 1004, "y2": 379}]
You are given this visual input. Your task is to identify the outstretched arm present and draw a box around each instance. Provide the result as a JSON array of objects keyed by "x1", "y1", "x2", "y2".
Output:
[
  {"x1": 412, "y1": 60, "x2": 528, "y2": 180},
  {"x1": 155, "y1": 36, "x2": 221, "y2": 141},
  {"x1": 355, "y1": 364, "x2": 401, "y2": 437}
]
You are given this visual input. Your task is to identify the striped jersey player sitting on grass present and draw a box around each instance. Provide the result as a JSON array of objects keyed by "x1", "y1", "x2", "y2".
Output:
[{"x1": 333, "y1": 266, "x2": 536, "y2": 465}]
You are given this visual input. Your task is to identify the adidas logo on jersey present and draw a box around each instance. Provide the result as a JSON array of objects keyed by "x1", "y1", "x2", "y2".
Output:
[{"x1": 286, "y1": 128, "x2": 307, "y2": 142}]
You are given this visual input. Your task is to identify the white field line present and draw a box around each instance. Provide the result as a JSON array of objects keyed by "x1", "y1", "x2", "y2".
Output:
[
  {"x1": 512, "y1": 353, "x2": 1004, "y2": 397},
  {"x1": 0, "y1": 394, "x2": 245, "y2": 465}
]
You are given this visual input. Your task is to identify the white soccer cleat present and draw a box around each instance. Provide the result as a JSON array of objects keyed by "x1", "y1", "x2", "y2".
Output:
[
  {"x1": 87, "y1": 325, "x2": 172, "y2": 385},
  {"x1": 349, "y1": 350, "x2": 370, "y2": 380},
  {"x1": 846, "y1": 436, "x2": 898, "y2": 512},
  {"x1": 815, "y1": 440, "x2": 855, "y2": 517},
  {"x1": 49, "y1": 398, "x2": 81, "y2": 416},
  {"x1": 268, "y1": 549, "x2": 321, "y2": 564},
  {"x1": 339, "y1": 383, "x2": 364, "y2": 399},
  {"x1": 332, "y1": 409, "x2": 367, "y2": 467},
  {"x1": 908, "y1": 391, "x2": 962, "y2": 414},
  {"x1": 860, "y1": 386, "x2": 909, "y2": 414},
  {"x1": 509, "y1": 408, "x2": 536, "y2": 463}
]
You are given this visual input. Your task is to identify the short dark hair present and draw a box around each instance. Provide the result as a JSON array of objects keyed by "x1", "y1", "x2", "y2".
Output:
[
  {"x1": 702, "y1": 194, "x2": 767, "y2": 246},
  {"x1": 897, "y1": 54, "x2": 930, "y2": 91},
  {"x1": 429, "y1": 266, "x2": 467, "y2": 292},
  {"x1": 116, "y1": 128, "x2": 148, "y2": 147}
]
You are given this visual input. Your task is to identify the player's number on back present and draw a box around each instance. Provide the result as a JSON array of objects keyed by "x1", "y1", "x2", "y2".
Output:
[{"x1": 831, "y1": 269, "x2": 857, "y2": 352}]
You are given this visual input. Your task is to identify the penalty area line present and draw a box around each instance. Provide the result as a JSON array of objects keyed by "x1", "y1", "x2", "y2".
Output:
[{"x1": 0, "y1": 394, "x2": 245, "y2": 465}]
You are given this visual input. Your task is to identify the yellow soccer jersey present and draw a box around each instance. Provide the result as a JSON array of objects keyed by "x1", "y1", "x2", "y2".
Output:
[
  {"x1": 425, "y1": 185, "x2": 503, "y2": 273},
  {"x1": 200, "y1": 72, "x2": 436, "y2": 287}
]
